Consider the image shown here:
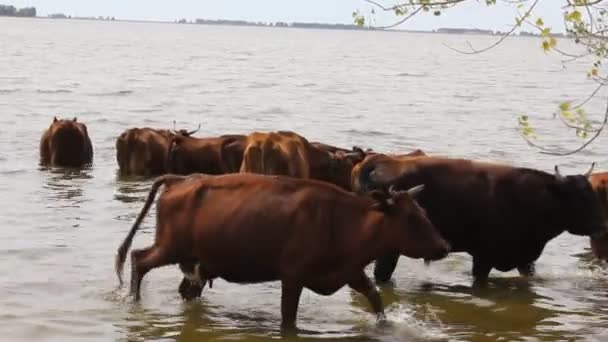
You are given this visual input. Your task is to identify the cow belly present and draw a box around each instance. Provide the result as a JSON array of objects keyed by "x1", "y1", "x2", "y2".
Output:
[{"x1": 208, "y1": 266, "x2": 278, "y2": 284}]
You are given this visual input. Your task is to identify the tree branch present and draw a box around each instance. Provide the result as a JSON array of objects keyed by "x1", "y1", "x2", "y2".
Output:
[
  {"x1": 442, "y1": 0, "x2": 540, "y2": 55},
  {"x1": 519, "y1": 92, "x2": 608, "y2": 155}
]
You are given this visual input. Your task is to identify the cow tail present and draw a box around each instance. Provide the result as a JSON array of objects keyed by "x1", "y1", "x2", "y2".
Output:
[{"x1": 115, "y1": 175, "x2": 173, "y2": 287}]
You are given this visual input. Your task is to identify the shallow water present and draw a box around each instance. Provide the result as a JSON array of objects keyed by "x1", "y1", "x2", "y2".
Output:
[{"x1": 1, "y1": 17, "x2": 608, "y2": 341}]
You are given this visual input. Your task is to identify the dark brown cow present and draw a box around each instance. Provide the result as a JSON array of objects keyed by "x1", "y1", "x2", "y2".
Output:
[
  {"x1": 115, "y1": 173, "x2": 450, "y2": 329},
  {"x1": 588, "y1": 170, "x2": 608, "y2": 260},
  {"x1": 352, "y1": 155, "x2": 607, "y2": 284},
  {"x1": 40, "y1": 116, "x2": 93, "y2": 167},
  {"x1": 115, "y1": 125, "x2": 199, "y2": 176},
  {"x1": 240, "y1": 131, "x2": 367, "y2": 191},
  {"x1": 166, "y1": 134, "x2": 246, "y2": 175}
]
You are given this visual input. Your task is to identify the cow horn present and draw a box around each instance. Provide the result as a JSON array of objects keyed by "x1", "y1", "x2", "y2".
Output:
[
  {"x1": 73, "y1": 117, "x2": 77, "y2": 122},
  {"x1": 406, "y1": 184, "x2": 425, "y2": 197},
  {"x1": 187, "y1": 123, "x2": 202, "y2": 136},
  {"x1": 554, "y1": 165, "x2": 565, "y2": 180},
  {"x1": 173, "y1": 120, "x2": 177, "y2": 131},
  {"x1": 53, "y1": 116, "x2": 58, "y2": 122},
  {"x1": 584, "y1": 162, "x2": 596, "y2": 178},
  {"x1": 388, "y1": 185, "x2": 402, "y2": 197}
]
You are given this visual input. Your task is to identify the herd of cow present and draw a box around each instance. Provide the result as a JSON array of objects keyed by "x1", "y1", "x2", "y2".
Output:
[{"x1": 39, "y1": 116, "x2": 608, "y2": 330}]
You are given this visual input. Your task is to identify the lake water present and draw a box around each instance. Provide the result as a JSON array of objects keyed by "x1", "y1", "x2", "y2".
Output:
[{"x1": 1, "y1": 17, "x2": 608, "y2": 342}]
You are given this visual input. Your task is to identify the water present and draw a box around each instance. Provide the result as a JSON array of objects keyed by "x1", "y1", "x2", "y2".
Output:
[{"x1": 1, "y1": 16, "x2": 608, "y2": 341}]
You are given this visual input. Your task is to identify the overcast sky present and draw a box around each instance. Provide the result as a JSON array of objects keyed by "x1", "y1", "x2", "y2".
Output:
[{"x1": 2, "y1": 0, "x2": 566, "y2": 32}]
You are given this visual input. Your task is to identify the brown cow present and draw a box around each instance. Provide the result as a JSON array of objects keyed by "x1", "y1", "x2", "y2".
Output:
[
  {"x1": 114, "y1": 173, "x2": 450, "y2": 330},
  {"x1": 40, "y1": 116, "x2": 93, "y2": 167},
  {"x1": 351, "y1": 150, "x2": 427, "y2": 191},
  {"x1": 165, "y1": 134, "x2": 246, "y2": 175},
  {"x1": 353, "y1": 154, "x2": 607, "y2": 284},
  {"x1": 115, "y1": 125, "x2": 200, "y2": 176},
  {"x1": 310, "y1": 141, "x2": 373, "y2": 155},
  {"x1": 240, "y1": 131, "x2": 367, "y2": 191},
  {"x1": 588, "y1": 170, "x2": 608, "y2": 260}
]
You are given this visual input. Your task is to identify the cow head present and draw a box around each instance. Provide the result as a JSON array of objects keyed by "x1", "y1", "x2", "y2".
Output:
[
  {"x1": 371, "y1": 185, "x2": 450, "y2": 261},
  {"x1": 352, "y1": 153, "x2": 401, "y2": 193},
  {"x1": 325, "y1": 147, "x2": 368, "y2": 190},
  {"x1": 553, "y1": 164, "x2": 608, "y2": 238},
  {"x1": 171, "y1": 121, "x2": 201, "y2": 137}
]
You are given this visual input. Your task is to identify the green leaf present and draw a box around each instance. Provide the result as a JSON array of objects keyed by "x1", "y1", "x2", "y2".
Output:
[
  {"x1": 541, "y1": 27, "x2": 551, "y2": 37},
  {"x1": 559, "y1": 102, "x2": 571, "y2": 112},
  {"x1": 549, "y1": 37, "x2": 557, "y2": 48},
  {"x1": 566, "y1": 10, "x2": 582, "y2": 22},
  {"x1": 536, "y1": 18, "x2": 544, "y2": 27}
]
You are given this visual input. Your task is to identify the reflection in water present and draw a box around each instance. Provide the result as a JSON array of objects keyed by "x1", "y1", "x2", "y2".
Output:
[
  {"x1": 117, "y1": 300, "x2": 387, "y2": 342},
  {"x1": 40, "y1": 166, "x2": 92, "y2": 205},
  {"x1": 361, "y1": 278, "x2": 575, "y2": 342},
  {"x1": 113, "y1": 172, "x2": 153, "y2": 205}
]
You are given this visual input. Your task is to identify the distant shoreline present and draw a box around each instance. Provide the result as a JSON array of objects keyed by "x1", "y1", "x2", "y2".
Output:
[{"x1": 0, "y1": 11, "x2": 566, "y2": 38}]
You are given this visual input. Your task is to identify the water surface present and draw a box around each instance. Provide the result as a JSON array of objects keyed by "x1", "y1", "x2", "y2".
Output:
[{"x1": 1, "y1": 17, "x2": 608, "y2": 341}]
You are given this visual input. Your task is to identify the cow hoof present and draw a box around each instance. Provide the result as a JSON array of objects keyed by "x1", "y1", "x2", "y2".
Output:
[
  {"x1": 375, "y1": 314, "x2": 392, "y2": 329},
  {"x1": 178, "y1": 278, "x2": 203, "y2": 301}
]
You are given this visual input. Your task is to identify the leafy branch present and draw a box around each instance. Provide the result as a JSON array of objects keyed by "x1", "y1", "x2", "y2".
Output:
[{"x1": 354, "y1": 0, "x2": 608, "y2": 155}]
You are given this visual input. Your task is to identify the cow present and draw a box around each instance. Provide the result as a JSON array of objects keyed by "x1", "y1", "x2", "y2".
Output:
[
  {"x1": 352, "y1": 154, "x2": 607, "y2": 285},
  {"x1": 165, "y1": 134, "x2": 246, "y2": 175},
  {"x1": 115, "y1": 125, "x2": 200, "y2": 176},
  {"x1": 240, "y1": 131, "x2": 367, "y2": 191},
  {"x1": 310, "y1": 142, "x2": 373, "y2": 155},
  {"x1": 114, "y1": 173, "x2": 450, "y2": 330},
  {"x1": 588, "y1": 170, "x2": 608, "y2": 260},
  {"x1": 39, "y1": 116, "x2": 93, "y2": 167}
]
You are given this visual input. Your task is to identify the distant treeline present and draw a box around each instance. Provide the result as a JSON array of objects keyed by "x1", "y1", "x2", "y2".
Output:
[
  {"x1": 192, "y1": 18, "x2": 377, "y2": 31},
  {"x1": 0, "y1": 4, "x2": 36, "y2": 17}
]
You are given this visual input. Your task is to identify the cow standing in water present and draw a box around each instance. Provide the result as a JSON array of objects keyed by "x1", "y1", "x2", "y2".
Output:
[
  {"x1": 115, "y1": 125, "x2": 200, "y2": 176},
  {"x1": 588, "y1": 170, "x2": 608, "y2": 259},
  {"x1": 115, "y1": 173, "x2": 450, "y2": 330},
  {"x1": 352, "y1": 154, "x2": 608, "y2": 284},
  {"x1": 240, "y1": 131, "x2": 367, "y2": 191},
  {"x1": 39, "y1": 116, "x2": 93, "y2": 167},
  {"x1": 165, "y1": 134, "x2": 246, "y2": 175}
]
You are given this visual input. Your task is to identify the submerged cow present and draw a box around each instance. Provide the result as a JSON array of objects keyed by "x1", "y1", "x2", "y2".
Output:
[
  {"x1": 40, "y1": 116, "x2": 93, "y2": 167},
  {"x1": 115, "y1": 125, "x2": 200, "y2": 176},
  {"x1": 589, "y1": 171, "x2": 608, "y2": 260},
  {"x1": 352, "y1": 154, "x2": 607, "y2": 284},
  {"x1": 165, "y1": 134, "x2": 246, "y2": 175},
  {"x1": 240, "y1": 131, "x2": 367, "y2": 191},
  {"x1": 114, "y1": 173, "x2": 450, "y2": 329}
]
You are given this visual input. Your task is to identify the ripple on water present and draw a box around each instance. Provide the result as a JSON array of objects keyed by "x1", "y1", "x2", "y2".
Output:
[
  {"x1": 36, "y1": 89, "x2": 73, "y2": 94},
  {"x1": 87, "y1": 90, "x2": 134, "y2": 97}
]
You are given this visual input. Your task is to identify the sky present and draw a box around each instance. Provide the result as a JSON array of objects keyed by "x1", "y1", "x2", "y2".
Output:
[{"x1": 2, "y1": 0, "x2": 567, "y2": 32}]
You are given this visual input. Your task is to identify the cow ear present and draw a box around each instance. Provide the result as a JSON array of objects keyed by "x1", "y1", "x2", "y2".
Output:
[{"x1": 73, "y1": 117, "x2": 78, "y2": 122}]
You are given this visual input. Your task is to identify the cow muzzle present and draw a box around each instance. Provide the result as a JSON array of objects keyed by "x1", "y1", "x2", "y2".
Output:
[{"x1": 425, "y1": 243, "x2": 451, "y2": 264}]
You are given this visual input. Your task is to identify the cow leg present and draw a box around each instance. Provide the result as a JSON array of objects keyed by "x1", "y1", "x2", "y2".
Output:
[
  {"x1": 373, "y1": 250, "x2": 400, "y2": 284},
  {"x1": 471, "y1": 257, "x2": 492, "y2": 286},
  {"x1": 129, "y1": 246, "x2": 171, "y2": 301},
  {"x1": 280, "y1": 281, "x2": 303, "y2": 331},
  {"x1": 517, "y1": 262, "x2": 536, "y2": 277},
  {"x1": 349, "y1": 271, "x2": 386, "y2": 322},
  {"x1": 178, "y1": 262, "x2": 206, "y2": 301}
]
